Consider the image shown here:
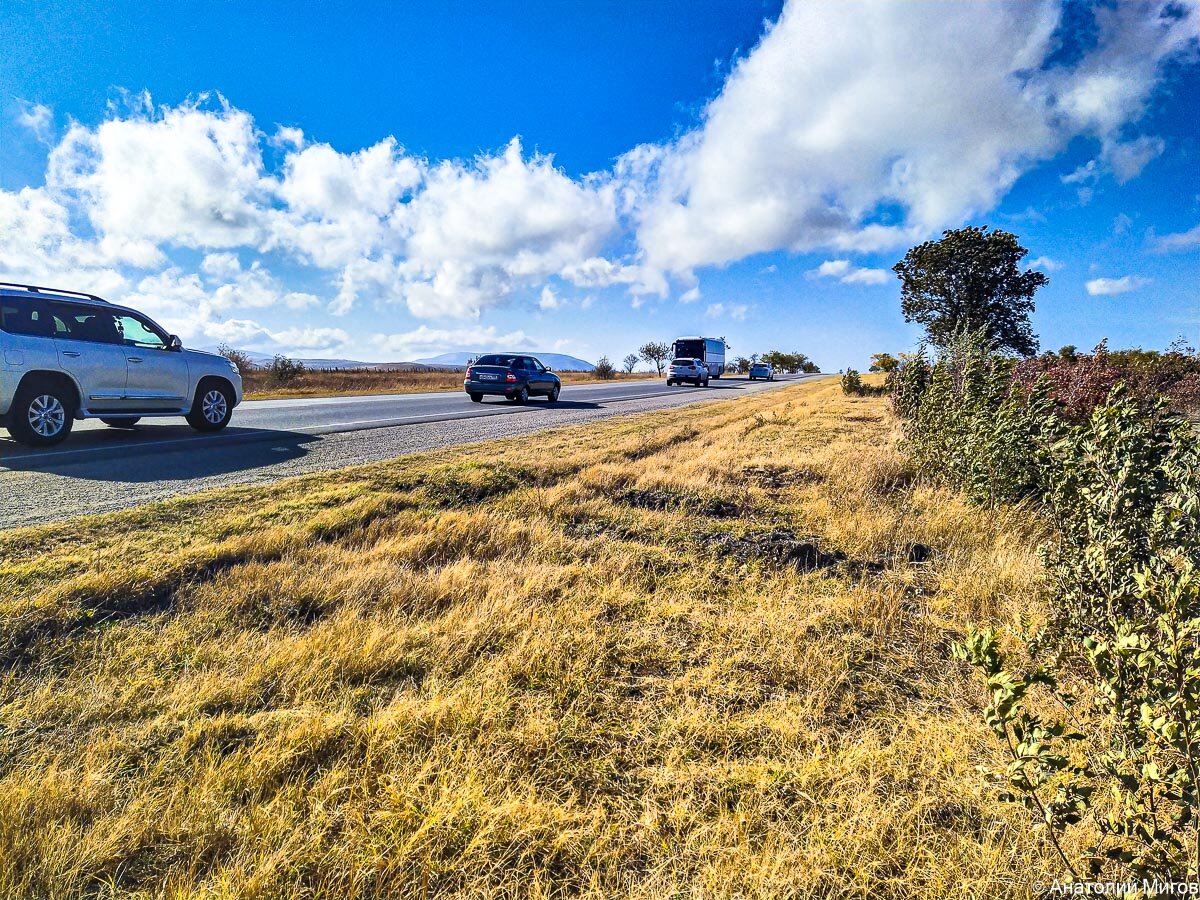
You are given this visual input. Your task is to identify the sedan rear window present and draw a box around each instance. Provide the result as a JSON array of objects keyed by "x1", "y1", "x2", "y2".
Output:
[{"x1": 475, "y1": 354, "x2": 518, "y2": 367}]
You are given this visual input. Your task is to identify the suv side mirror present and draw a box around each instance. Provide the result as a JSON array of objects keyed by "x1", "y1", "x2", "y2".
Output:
[{"x1": 168, "y1": 334, "x2": 183, "y2": 351}]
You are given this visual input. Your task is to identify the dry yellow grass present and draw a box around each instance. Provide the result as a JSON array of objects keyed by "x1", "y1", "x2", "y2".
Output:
[
  {"x1": 241, "y1": 367, "x2": 652, "y2": 400},
  {"x1": 0, "y1": 379, "x2": 1059, "y2": 898}
]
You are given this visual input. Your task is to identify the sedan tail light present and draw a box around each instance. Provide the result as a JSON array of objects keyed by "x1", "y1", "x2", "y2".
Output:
[
  {"x1": 505, "y1": 372, "x2": 517, "y2": 382},
  {"x1": 466, "y1": 367, "x2": 473, "y2": 379}
]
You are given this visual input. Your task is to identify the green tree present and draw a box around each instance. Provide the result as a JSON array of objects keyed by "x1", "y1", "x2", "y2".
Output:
[
  {"x1": 593, "y1": 356, "x2": 616, "y2": 379},
  {"x1": 732, "y1": 356, "x2": 751, "y2": 374},
  {"x1": 760, "y1": 350, "x2": 817, "y2": 374},
  {"x1": 893, "y1": 225, "x2": 1046, "y2": 356},
  {"x1": 639, "y1": 341, "x2": 670, "y2": 376},
  {"x1": 869, "y1": 352, "x2": 899, "y2": 373}
]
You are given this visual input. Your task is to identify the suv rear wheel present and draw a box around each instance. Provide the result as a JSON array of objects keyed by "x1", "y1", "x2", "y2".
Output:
[
  {"x1": 8, "y1": 378, "x2": 76, "y2": 446},
  {"x1": 186, "y1": 381, "x2": 234, "y2": 432}
]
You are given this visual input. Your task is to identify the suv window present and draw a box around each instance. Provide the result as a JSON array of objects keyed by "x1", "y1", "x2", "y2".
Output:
[
  {"x1": 0, "y1": 296, "x2": 55, "y2": 338},
  {"x1": 49, "y1": 303, "x2": 124, "y2": 344},
  {"x1": 114, "y1": 313, "x2": 169, "y2": 350}
]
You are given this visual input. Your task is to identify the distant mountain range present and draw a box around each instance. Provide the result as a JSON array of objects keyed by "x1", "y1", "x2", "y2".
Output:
[
  {"x1": 412, "y1": 352, "x2": 595, "y2": 371},
  {"x1": 201, "y1": 347, "x2": 596, "y2": 371}
]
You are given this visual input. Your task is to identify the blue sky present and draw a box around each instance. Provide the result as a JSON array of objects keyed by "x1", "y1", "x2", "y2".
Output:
[{"x1": 2, "y1": 0, "x2": 1199, "y2": 369}]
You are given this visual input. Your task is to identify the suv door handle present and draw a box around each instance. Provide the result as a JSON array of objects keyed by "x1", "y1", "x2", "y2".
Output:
[
  {"x1": 127, "y1": 357, "x2": 144, "y2": 363},
  {"x1": 62, "y1": 351, "x2": 81, "y2": 358}
]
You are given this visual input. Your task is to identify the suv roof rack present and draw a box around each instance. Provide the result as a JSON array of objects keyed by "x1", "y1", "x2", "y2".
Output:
[{"x1": 0, "y1": 282, "x2": 110, "y2": 304}]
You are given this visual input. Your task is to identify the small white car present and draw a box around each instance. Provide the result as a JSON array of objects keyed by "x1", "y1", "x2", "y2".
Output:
[
  {"x1": 1, "y1": 283, "x2": 243, "y2": 447},
  {"x1": 748, "y1": 363, "x2": 774, "y2": 381},
  {"x1": 666, "y1": 357, "x2": 710, "y2": 387}
]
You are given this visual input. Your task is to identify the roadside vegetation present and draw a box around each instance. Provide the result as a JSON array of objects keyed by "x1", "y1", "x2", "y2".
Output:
[
  {"x1": 0, "y1": 377, "x2": 1060, "y2": 898},
  {"x1": 891, "y1": 334, "x2": 1200, "y2": 880},
  {"x1": 855, "y1": 224, "x2": 1200, "y2": 880}
]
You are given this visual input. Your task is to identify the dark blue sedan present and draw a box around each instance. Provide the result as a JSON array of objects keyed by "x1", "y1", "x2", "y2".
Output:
[{"x1": 464, "y1": 354, "x2": 561, "y2": 403}]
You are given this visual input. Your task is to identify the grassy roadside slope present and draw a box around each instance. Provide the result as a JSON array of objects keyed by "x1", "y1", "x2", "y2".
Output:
[
  {"x1": 0, "y1": 379, "x2": 1057, "y2": 898},
  {"x1": 241, "y1": 368, "x2": 653, "y2": 400}
]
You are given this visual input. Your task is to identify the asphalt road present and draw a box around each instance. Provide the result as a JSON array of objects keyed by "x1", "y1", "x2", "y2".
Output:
[{"x1": 0, "y1": 374, "x2": 823, "y2": 528}]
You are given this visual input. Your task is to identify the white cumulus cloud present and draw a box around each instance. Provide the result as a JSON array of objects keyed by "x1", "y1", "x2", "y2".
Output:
[
  {"x1": 811, "y1": 259, "x2": 890, "y2": 285},
  {"x1": 1085, "y1": 275, "x2": 1151, "y2": 295},
  {"x1": 623, "y1": 0, "x2": 1199, "y2": 288},
  {"x1": 48, "y1": 95, "x2": 270, "y2": 249}
]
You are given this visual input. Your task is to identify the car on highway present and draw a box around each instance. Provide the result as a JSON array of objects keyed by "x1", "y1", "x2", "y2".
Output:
[
  {"x1": 0, "y1": 282, "x2": 243, "y2": 447},
  {"x1": 666, "y1": 357, "x2": 710, "y2": 387},
  {"x1": 748, "y1": 362, "x2": 774, "y2": 381},
  {"x1": 464, "y1": 354, "x2": 561, "y2": 403}
]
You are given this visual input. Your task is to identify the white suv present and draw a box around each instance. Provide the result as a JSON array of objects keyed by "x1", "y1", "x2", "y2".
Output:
[
  {"x1": 666, "y1": 357, "x2": 711, "y2": 387},
  {"x1": 0, "y1": 283, "x2": 243, "y2": 447}
]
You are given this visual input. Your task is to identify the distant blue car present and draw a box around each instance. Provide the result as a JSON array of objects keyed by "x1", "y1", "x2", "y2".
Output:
[{"x1": 748, "y1": 363, "x2": 774, "y2": 381}]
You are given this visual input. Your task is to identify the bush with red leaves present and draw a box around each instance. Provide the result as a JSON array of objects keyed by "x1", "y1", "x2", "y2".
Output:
[{"x1": 1015, "y1": 341, "x2": 1200, "y2": 422}]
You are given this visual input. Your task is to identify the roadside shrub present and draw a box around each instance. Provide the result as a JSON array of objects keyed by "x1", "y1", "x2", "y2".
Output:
[
  {"x1": 1040, "y1": 391, "x2": 1184, "y2": 640},
  {"x1": 217, "y1": 343, "x2": 255, "y2": 373},
  {"x1": 841, "y1": 369, "x2": 887, "y2": 397},
  {"x1": 892, "y1": 334, "x2": 1200, "y2": 878},
  {"x1": 1015, "y1": 341, "x2": 1200, "y2": 422},
  {"x1": 593, "y1": 356, "x2": 616, "y2": 380},
  {"x1": 270, "y1": 355, "x2": 306, "y2": 385},
  {"x1": 958, "y1": 410, "x2": 1200, "y2": 879},
  {"x1": 893, "y1": 333, "x2": 1050, "y2": 505}
]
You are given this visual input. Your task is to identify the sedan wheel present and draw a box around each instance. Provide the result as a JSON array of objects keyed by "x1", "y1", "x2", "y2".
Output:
[{"x1": 548, "y1": 385, "x2": 560, "y2": 403}]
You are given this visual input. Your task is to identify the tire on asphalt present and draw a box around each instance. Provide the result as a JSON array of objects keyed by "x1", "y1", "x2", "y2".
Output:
[
  {"x1": 510, "y1": 386, "x2": 529, "y2": 404},
  {"x1": 8, "y1": 376, "x2": 76, "y2": 447},
  {"x1": 547, "y1": 385, "x2": 560, "y2": 403},
  {"x1": 469, "y1": 392, "x2": 483, "y2": 403},
  {"x1": 186, "y1": 379, "x2": 235, "y2": 432},
  {"x1": 100, "y1": 417, "x2": 142, "y2": 428}
]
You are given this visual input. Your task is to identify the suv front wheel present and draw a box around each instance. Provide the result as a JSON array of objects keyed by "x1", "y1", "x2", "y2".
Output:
[
  {"x1": 186, "y1": 381, "x2": 234, "y2": 432},
  {"x1": 8, "y1": 378, "x2": 76, "y2": 447}
]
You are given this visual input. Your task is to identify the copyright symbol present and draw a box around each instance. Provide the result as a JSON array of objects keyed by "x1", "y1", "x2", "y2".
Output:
[{"x1": 1032, "y1": 882, "x2": 1045, "y2": 895}]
